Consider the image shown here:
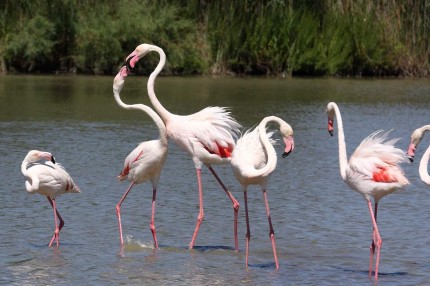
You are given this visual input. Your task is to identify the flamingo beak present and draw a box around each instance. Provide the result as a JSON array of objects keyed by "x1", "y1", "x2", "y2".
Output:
[
  {"x1": 407, "y1": 143, "x2": 416, "y2": 163},
  {"x1": 282, "y1": 136, "x2": 294, "y2": 158},
  {"x1": 328, "y1": 119, "x2": 334, "y2": 136},
  {"x1": 51, "y1": 156, "x2": 56, "y2": 164},
  {"x1": 125, "y1": 55, "x2": 137, "y2": 73}
]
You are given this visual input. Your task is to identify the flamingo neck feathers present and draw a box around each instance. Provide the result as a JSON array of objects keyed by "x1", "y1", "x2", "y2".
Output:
[
  {"x1": 253, "y1": 116, "x2": 282, "y2": 177},
  {"x1": 147, "y1": 45, "x2": 173, "y2": 122},
  {"x1": 21, "y1": 158, "x2": 39, "y2": 192},
  {"x1": 412, "y1": 125, "x2": 430, "y2": 185},
  {"x1": 114, "y1": 90, "x2": 167, "y2": 145},
  {"x1": 419, "y1": 146, "x2": 430, "y2": 185},
  {"x1": 328, "y1": 102, "x2": 348, "y2": 181}
]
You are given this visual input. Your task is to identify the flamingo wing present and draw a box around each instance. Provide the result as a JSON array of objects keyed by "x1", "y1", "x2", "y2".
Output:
[
  {"x1": 168, "y1": 106, "x2": 241, "y2": 158},
  {"x1": 348, "y1": 130, "x2": 409, "y2": 184}
]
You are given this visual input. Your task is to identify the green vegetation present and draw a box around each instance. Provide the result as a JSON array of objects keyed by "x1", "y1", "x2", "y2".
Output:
[{"x1": 1, "y1": 0, "x2": 429, "y2": 77}]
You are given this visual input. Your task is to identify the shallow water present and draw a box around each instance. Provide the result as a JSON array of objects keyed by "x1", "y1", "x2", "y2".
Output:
[{"x1": 1, "y1": 75, "x2": 430, "y2": 285}]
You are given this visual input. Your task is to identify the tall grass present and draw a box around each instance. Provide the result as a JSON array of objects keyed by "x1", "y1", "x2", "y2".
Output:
[{"x1": 0, "y1": 0, "x2": 428, "y2": 76}]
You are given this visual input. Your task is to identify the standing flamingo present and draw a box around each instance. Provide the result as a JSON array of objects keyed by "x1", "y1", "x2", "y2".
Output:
[
  {"x1": 113, "y1": 66, "x2": 168, "y2": 248},
  {"x1": 406, "y1": 125, "x2": 430, "y2": 185},
  {"x1": 326, "y1": 102, "x2": 409, "y2": 280},
  {"x1": 230, "y1": 116, "x2": 294, "y2": 269},
  {"x1": 21, "y1": 150, "x2": 80, "y2": 247},
  {"x1": 125, "y1": 44, "x2": 241, "y2": 250}
]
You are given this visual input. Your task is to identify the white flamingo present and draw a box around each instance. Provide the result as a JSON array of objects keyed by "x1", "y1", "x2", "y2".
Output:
[
  {"x1": 21, "y1": 150, "x2": 80, "y2": 247},
  {"x1": 230, "y1": 116, "x2": 294, "y2": 269},
  {"x1": 113, "y1": 66, "x2": 168, "y2": 248},
  {"x1": 326, "y1": 102, "x2": 409, "y2": 280},
  {"x1": 125, "y1": 44, "x2": 241, "y2": 250},
  {"x1": 407, "y1": 124, "x2": 430, "y2": 185}
]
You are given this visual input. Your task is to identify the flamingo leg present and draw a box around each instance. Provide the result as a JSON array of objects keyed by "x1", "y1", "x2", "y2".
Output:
[
  {"x1": 208, "y1": 166, "x2": 240, "y2": 251},
  {"x1": 367, "y1": 200, "x2": 382, "y2": 280},
  {"x1": 244, "y1": 191, "x2": 251, "y2": 267},
  {"x1": 150, "y1": 186, "x2": 158, "y2": 249},
  {"x1": 369, "y1": 202, "x2": 378, "y2": 278},
  {"x1": 189, "y1": 168, "x2": 204, "y2": 249},
  {"x1": 47, "y1": 197, "x2": 62, "y2": 247},
  {"x1": 116, "y1": 181, "x2": 135, "y2": 246},
  {"x1": 262, "y1": 189, "x2": 279, "y2": 269}
]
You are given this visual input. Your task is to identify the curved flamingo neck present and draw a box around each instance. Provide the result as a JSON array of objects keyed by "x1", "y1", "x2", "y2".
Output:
[
  {"x1": 419, "y1": 145, "x2": 430, "y2": 185},
  {"x1": 328, "y1": 102, "x2": 348, "y2": 180},
  {"x1": 254, "y1": 116, "x2": 284, "y2": 177},
  {"x1": 147, "y1": 46, "x2": 174, "y2": 122},
  {"x1": 114, "y1": 90, "x2": 168, "y2": 145},
  {"x1": 21, "y1": 158, "x2": 39, "y2": 191},
  {"x1": 416, "y1": 125, "x2": 430, "y2": 146}
]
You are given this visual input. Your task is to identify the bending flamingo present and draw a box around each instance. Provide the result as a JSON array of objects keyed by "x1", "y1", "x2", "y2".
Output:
[
  {"x1": 326, "y1": 102, "x2": 409, "y2": 280},
  {"x1": 125, "y1": 44, "x2": 241, "y2": 250},
  {"x1": 21, "y1": 150, "x2": 80, "y2": 247},
  {"x1": 113, "y1": 66, "x2": 168, "y2": 248},
  {"x1": 407, "y1": 125, "x2": 430, "y2": 185},
  {"x1": 230, "y1": 116, "x2": 294, "y2": 269}
]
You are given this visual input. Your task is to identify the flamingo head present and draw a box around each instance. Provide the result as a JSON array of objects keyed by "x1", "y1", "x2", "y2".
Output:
[
  {"x1": 25, "y1": 150, "x2": 55, "y2": 164},
  {"x1": 125, "y1": 44, "x2": 153, "y2": 73},
  {"x1": 113, "y1": 66, "x2": 128, "y2": 94},
  {"x1": 280, "y1": 123, "x2": 294, "y2": 158},
  {"x1": 407, "y1": 128, "x2": 425, "y2": 162}
]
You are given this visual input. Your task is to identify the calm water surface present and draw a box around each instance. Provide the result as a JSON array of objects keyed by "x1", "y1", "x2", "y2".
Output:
[{"x1": 1, "y1": 75, "x2": 430, "y2": 285}]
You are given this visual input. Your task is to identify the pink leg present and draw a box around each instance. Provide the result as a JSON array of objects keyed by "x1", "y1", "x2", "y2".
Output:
[
  {"x1": 367, "y1": 200, "x2": 382, "y2": 280},
  {"x1": 369, "y1": 202, "x2": 378, "y2": 278},
  {"x1": 47, "y1": 197, "x2": 61, "y2": 247},
  {"x1": 150, "y1": 186, "x2": 158, "y2": 249},
  {"x1": 208, "y1": 166, "x2": 239, "y2": 251},
  {"x1": 116, "y1": 181, "x2": 135, "y2": 246},
  {"x1": 244, "y1": 191, "x2": 251, "y2": 267},
  {"x1": 262, "y1": 189, "x2": 279, "y2": 269},
  {"x1": 189, "y1": 168, "x2": 204, "y2": 249}
]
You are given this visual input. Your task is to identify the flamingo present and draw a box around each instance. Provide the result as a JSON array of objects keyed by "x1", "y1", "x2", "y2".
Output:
[
  {"x1": 326, "y1": 102, "x2": 409, "y2": 280},
  {"x1": 21, "y1": 150, "x2": 80, "y2": 247},
  {"x1": 406, "y1": 125, "x2": 430, "y2": 185},
  {"x1": 125, "y1": 44, "x2": 241, "y2": 250},
  {"x1": 113, "y1": 66, "x2": 168, "y2": 248},
  {"x1": 230, "y1": 116, "x2": 294, "y2": 269}
]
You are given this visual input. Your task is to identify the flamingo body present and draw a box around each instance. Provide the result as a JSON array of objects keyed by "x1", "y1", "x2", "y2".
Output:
[
  {"x1": 125, "y1": 43, "x2": 241, "y2": 250},
  {"x1": 231, "y1": 116, "x2": 295, "y2": 269},
  {"x1": 21, "y1": 150, "x2": 80, "y2": 247},
  {"x1": 326, "y1": 102, "x2": 409, "y2": 280},
  {"x1": 113, "y1": 67, "x2": 168, "y2": 248}
]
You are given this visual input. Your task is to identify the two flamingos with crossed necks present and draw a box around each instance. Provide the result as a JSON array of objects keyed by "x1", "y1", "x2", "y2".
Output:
[{"x1": 125, "y1": 44, "x2": 241, "y2": 250}]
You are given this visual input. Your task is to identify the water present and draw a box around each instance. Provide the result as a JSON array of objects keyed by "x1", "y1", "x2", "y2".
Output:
[{"x1": 1, "y1": 75, "x2": 430, "y2": 285}]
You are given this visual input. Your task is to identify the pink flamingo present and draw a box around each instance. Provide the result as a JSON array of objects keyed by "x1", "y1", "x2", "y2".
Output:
[
  {"x1": 21, "y1": 150, "x2": 80, "y2": 247},
  {"x1": 113, "y1": 66, "x2": 168, "y2": 248},
  {"x1": 125, "y1": 44, "x2": 241, "y2": 250},
  {"x1": 407, "y1": 125, "x2": 430, "y2": 185},
  {"x1": 230, "y1": 116, "x2": 294, "y2": 269},
  {"x1": 326, "y1": 102, "x2": 409, "y2": 280}
]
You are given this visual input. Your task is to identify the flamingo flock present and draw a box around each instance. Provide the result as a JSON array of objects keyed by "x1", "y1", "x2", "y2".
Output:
[{"x1": 20, "y1": 43, "x2": 429, "y2": 281}]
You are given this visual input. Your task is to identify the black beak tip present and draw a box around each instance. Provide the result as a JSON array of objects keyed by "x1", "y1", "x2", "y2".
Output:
[
  {"x1": 125, "y1": 56, "x2": 136, "y2": 73},
  {"x1": 282, "y1": 152, "x2": 289, "y2": 158},
  {"x1": 328, "y1": 130, "x2": 334, "y2": 136},
  {"x1": 51, "y1": 156, "x2": 56, "y2": 164},
  {"x1": 408, "y1": 156, "x2": 414, "y2": 163}
]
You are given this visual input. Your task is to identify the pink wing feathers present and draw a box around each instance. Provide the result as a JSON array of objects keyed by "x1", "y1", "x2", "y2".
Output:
[{"x1": 348, "y1": 130, "x2": 409, "y2": 184}]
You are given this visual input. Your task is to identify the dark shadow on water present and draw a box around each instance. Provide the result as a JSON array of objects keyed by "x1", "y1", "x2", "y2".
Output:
[
  {"x1": 190, "y1": 245, "x2": 236, "y2": 252},
  {"x1": 248, "y1": 262, "x2": 277, "y2": 269},
  {"x1": 332, "y1": 266, "x2": 408, "y2": 277},
  {"x1": 29, "y1": 241, "x2": 82, "y2": 249}
]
